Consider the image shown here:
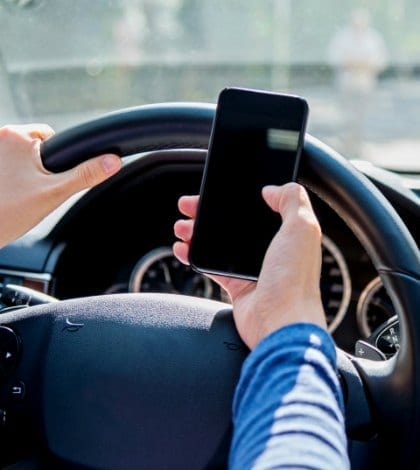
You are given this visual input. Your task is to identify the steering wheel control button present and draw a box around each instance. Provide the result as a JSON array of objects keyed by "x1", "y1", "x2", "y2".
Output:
[
  {"x1": 370, "y1": 317, "x2": 400, "y2": 358},
  {"x1": 1, "y1": 284, "x2": 56, "y2": 308},
  {"x1": 355, "y1": 340, "x2": 386, "y2": 361},
  {"x1": 0, "y1": 327, "x2": 21, "y2": 380},
  {"x1": 8, "y1": 380, "x2": 25, "y2": 402}
]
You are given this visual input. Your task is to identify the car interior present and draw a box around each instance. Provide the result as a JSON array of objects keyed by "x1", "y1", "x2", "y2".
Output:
[{"x1": 0, "y1": 1, "x2": 419, "y2": 469}]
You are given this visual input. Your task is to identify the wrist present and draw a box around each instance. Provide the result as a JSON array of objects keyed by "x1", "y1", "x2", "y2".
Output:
[{"x1": 254, "y1": 304, "x2": 327, "y2": 349}]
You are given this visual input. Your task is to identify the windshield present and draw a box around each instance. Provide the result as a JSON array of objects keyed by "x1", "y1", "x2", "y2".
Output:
[{"x1": 0, "y1": 0, "x2": 419, "y2": 172}]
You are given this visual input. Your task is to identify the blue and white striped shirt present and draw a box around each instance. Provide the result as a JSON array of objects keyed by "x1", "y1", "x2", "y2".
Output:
[{"x1": 229, "y1": 323, "x2": 349, "y2": 469}]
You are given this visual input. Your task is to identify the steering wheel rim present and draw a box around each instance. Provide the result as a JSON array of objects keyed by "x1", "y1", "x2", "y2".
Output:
[{"x1": 1, "y1": 103, "x2": 419, "y2": 468}]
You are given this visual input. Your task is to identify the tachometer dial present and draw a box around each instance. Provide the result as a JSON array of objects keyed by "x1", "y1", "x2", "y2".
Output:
[
  {"x1": 320, "y1": 235, "x2": 352, "y2": 333},
  {"x1": 129, "y1": 247, "x2": 229, "y2": 301}
]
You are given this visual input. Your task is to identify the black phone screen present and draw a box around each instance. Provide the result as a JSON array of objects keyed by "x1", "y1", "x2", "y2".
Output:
[{"x1": 189, "y1": 87, "x2": 309, "y2": 280}]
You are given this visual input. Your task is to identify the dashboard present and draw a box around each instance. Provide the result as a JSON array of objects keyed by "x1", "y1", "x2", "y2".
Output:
[{"x1": 0, "y1": 150, "x2": 418, "y2": 356}]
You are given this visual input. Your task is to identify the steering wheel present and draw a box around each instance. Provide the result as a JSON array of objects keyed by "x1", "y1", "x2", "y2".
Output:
[{"x1": 0, "y1": 103, "x2": 419, "y2": 469}]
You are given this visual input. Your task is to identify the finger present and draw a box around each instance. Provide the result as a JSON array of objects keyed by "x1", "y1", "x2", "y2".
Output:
[
  {"x1": 262, "y1": 183, "x2": 319, "y2": 230},
  {"x1": 173, "y1": 240, "x2": 190, "y2": 265},
  {"x1": 0, "y1": 124, "x2": 55, "y2": 144},
  {"x1": 26, "y1": 124, "x2": 55, "y2": 141},
  {"x1": 57, "y1": 154, "x2": 122, "y2": 194},
  {"x1": 172, "y1": 240, "x2": 240, "y2": 298},
  {"x1": 178, "y1": 195, "x2": 199, "y2": 218},
  {"x1": 174, "y1": 219, "x2": 194, "y2": 242},
  {"x1": 50, "y1": 154, "x2": 121, "y2": 198},
  {"x1": 4, "y1": 124, "x2": 55, "y2": 141}
]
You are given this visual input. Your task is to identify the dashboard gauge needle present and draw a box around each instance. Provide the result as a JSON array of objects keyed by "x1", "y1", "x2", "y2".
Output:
[{"x1": 161, "y1": 262, "x2": 179, "y2": 293}]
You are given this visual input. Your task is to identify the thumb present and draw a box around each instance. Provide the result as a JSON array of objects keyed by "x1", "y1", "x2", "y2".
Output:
[
  {"x1": 58, "y1": 154, "x2": 122, "y2": 194},
  {"x1": 262, "y1": 182, "x2": 319, "y2": 229}
]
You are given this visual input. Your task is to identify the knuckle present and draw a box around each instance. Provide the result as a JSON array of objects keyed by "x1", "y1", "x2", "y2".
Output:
[
  {"x1": 283, "y1": 181, "x2": 302, "y2": 196},
  {"x1": 77, "y1": 162, "x2": 101, "y2": 188},
  {"x1": 0, "y1": 125, "x2": 17, "y2": 140},
  {"x1": 307, "y1": 218, "x2": 322, "y2": 236},
  {"x1": 290, "y1": 208, "x2": 322, "y2": 238},
  {"x1": 302, "y1": 215, "x2": 322, "y2": 238},
  {"x1": 32, "y1": 124, "x2": 55, "y2": 139},
  {"x1": 280, "y1": 182, "x2": 308, "y2": 206}
]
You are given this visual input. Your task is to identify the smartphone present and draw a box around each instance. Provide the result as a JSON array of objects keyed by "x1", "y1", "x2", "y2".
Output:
[{"x1": 189, "y1": 87, "x2": 309, "y2": 280}]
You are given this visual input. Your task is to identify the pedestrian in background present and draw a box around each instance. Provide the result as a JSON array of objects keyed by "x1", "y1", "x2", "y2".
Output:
[{"x1": 328, "y1": 9, "x2": 388, "y2": 159}]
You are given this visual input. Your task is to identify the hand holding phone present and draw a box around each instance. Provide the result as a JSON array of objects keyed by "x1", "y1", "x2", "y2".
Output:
[{"x1": 189, "y1": 87, "x2": 309, "y2": 280}]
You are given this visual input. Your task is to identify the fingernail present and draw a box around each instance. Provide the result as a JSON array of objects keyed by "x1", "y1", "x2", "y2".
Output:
[
  {"x1": 262, "y1": 185, "x2": 277, "y2": 194},
  {"x1": 101, "y1": 154, "x2": 121, "y2": 174}
]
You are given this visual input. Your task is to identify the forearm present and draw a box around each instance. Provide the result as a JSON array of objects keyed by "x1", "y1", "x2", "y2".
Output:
[{"x1": 229, "y1": 323, "x2": 349, "y2": 469}]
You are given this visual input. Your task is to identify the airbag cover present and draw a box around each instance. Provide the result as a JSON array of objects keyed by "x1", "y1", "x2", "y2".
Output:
[{"x1": 42, "y1": 293, "x2": 247, "y2": 469}]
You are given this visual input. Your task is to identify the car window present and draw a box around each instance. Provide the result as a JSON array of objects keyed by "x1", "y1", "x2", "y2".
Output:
[{"x1": 0, "y1": 0, "x2": 419, "y2": 172}]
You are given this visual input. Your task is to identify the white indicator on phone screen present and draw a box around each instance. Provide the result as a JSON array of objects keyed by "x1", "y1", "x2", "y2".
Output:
[{"x1": 267, "y1": 129, "x2": 300, "y2": 151}]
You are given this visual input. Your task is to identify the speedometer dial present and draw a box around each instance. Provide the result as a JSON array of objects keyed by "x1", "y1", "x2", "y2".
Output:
[
  {"x1": 321, "y1": 235, "x2": 352, "y2": 333},
  {"x1": 129, "y1": 236, "x2": 351, "y2": 333},
  {"x1": 129, "y1": 247, "x2": 229, "y2": 301}
]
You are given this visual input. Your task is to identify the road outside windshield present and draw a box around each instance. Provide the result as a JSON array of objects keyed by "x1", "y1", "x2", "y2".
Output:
[{"x1": 0, "y1": 0, "x2": 419, "y2": 172}]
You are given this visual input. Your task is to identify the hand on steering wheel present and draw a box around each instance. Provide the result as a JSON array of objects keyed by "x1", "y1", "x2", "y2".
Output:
[{"x1": 0, "y1": 124, "x2": 121, "y2": 248}]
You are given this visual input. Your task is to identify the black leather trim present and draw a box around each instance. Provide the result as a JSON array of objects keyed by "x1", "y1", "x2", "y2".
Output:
[{"x1": 41, "y1": 103, "x2": 215, "y2": 173}]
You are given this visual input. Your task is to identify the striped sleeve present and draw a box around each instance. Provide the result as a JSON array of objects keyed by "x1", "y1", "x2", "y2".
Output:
[{"x1": 229, "y1": 323, "x2": 349, "y2": 469}]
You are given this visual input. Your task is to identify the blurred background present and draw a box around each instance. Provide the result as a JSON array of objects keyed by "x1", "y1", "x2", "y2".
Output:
[{"x1": 0, "y1": 0, "x2": 419, "y2": 171}]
